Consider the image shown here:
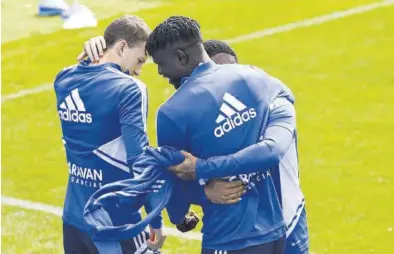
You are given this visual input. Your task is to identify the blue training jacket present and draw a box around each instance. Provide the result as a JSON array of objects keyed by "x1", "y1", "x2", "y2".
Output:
[
  {"x1": 156, "y1": 61, "x2": 290, "y2": 250},
  {"x1": 54, "y1": 61, "x2": 161, "y2": 232}
]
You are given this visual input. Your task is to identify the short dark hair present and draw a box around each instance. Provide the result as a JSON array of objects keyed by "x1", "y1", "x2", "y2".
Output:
[
  {"x1": 203, "y1": 40, "x2": 238, "y2": 61},
  {"x1": 104, "y1": 15, "x2": 151, "y2": 48},
  {"x1": 146, "y1": 16, "x2": 203, "y2": 56}
]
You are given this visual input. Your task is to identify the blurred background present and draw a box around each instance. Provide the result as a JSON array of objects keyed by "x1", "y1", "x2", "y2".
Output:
[{"x1": 1, "y1": 0, "x2": 393, "y2": 253}]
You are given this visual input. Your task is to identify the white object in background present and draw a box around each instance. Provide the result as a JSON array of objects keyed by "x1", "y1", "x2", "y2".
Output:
[
  {"x1": 61, "y1": 0, "x2": 80, "y2": 19},
  {"x1": 38, "y1": 0, "x2": 69, "y2": 16},
  {"x1": 62, "y1": 2, "x2": 98, "y2": 29}
]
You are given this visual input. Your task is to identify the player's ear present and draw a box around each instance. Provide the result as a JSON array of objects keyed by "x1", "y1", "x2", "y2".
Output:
[
  {"x1": 116, "y1": 40, "x2": 128, "y2": 57},
  {"x1": 175, "y1": 49, "x2": 188, "y2": 65}
]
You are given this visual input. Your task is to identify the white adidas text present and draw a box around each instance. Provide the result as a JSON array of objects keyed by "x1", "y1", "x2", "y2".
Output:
[
  {"x1": 58, "y1": 109, "x2": 92, "y2": 123},
  {"x1": 214, "y1": 108, "x2": 256, "y2": 138},
  {"x1": 58, "y1": 88, "x2": 92, "y2": 123}
]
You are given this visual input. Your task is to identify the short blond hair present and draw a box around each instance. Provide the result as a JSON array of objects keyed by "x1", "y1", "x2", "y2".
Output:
[{"x1": 104, "y1": 15, "x2": 151, "y2": 48}]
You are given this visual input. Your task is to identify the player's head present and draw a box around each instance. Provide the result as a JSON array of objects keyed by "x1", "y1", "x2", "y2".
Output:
[
  {"x1": 104, "y1": 15, "x2": 151, "y2": 76},
  {"x1": 146, "y1": 16, "x2": 209, "y2": 89},
  {"x1": 203, "y1": 40, "x2": 238, "y2": 64}
]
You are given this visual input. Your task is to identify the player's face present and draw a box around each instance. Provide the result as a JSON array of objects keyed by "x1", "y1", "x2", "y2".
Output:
[
  {"x1": 151, "y1": 47, "x2": 191, "y2": 89},
  {"x1": 121, "y1": 41, "x2": 148, "y2": 76},
  {"x1": 210, "y1": 52, "x2": 237, "y2": 65}
]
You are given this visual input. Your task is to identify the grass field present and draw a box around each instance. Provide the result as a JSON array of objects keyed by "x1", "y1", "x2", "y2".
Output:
[{"x1": 2, "y1": 0, "x2": 394, "y2": 253}]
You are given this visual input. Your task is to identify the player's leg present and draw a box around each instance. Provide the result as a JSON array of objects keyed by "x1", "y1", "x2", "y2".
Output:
[
  {"x1": 273, "y1": 235, "x2": 286, "y2": 254},
  {"x1": 241, "y1": 236, "x2": 285, "y2": 254},
  {"x1": 284, "y1": 208, "x2": 309, "y2": 254},
  {"x1": 63, "y1": 223, "x2": 98, "y2": 254}
]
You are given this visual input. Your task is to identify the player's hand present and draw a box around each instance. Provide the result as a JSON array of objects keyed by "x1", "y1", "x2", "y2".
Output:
[
  {"x1": 168, "y1": 151, "x2": 197, "y2": 180},
  {"x1": 204, "y1": 179, "x2": 246, "y2": 204},
  {"x1": 147, "y1": 227, "x2": 167, "y2": 250},
  {"x1": 77, "y1": 36, "x2": 106, "y2": 63},
  {"x1": 176, "y1": 211, "x2": 200, "y2": 233}
]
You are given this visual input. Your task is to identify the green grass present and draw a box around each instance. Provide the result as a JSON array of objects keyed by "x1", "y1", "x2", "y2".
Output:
[
  {"x1": 2, "y1": 0, "x2": 394, "y2": 253},
  {"x1": 1, "y1": 206, "x2": 201, "y2": 254},
  {"x1": 2, "y1": 206, "x2": 63, "y2": 254},
  {"x1": 235, "y1": 7, "x2": 394, "y2": 253},
  {"x1": 1, "y1": 0, "x2": 162, "y2": 43}
]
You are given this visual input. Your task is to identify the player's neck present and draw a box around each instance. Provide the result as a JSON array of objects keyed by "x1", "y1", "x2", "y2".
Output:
[
  {"x1": 200, "y1": 52, "x2": 212, "y2": 64},
  {"x1": 97, "y1": 52, "x2": 122, "y2": 69},
  {"x1": 190, "y1": 51, "x2": 211, "y2": 70}
]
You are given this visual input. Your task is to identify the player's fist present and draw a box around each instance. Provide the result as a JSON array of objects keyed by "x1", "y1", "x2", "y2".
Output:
[
  {"x1": 168, "y1": 151, "x2": 197, "y2": 180},
  {"x1": 176, "y1": 211, "x2": 200, "y2": 233},
  {"x1": 147, "y1": 227, "x2": 166, "y2": 250}
]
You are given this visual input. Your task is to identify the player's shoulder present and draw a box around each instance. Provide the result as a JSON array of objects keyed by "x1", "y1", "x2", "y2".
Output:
[
  {"x1": 211, "y1": 64, "x2": 265, "y2": 82},
  {"x1": 156, "y1": 85, "x2": 189, "y2": 122},
  {"x1": 240, "y1": 64, "x2": 270, "y2": 76},
  {"x1": 218, "y1": 63, "x2": 260, "y2": 71},
  {"x1": 234, "y1": 64, "x2": 295, "y2": 104},
  {"x1": 104, "y1": 65, "x2": 147, "y2": 95},
  {"x1": 222, "y1": 63, "x2": 282, "y2": 85},
  {"x1": 157, "y1": 92, "x2": 176, "y2": 119},
  {"x1": 55, "y1": 63, "x2": 78, "y2": 84}
]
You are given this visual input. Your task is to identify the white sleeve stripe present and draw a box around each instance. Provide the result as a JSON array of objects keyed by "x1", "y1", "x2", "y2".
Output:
[
  {"x1": 286, "y1": 199, "x2": 305, "y2": 237},
  {"x1": 134, "y1": 79, "x2": 148, "y2": 133}
]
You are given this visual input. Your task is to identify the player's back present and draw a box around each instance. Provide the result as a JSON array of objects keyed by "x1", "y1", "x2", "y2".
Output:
[
  {"x1": 159, "y1": 62, "x2": 291, "y2": 250},
  {"x1": 54, "y1": 62, "x2": 148, "y2": 231}
]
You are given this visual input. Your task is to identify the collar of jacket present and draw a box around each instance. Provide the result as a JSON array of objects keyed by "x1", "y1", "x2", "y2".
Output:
[{"x1": 180, "y1": 60, "x2": 217, "y2": 86}]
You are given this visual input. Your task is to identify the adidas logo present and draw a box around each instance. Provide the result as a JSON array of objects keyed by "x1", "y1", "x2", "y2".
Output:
[
  {"x1": 214, "y1": 92, "x2": 256, "y2": 138},
  {"x1": 58, "y1": 88, "x2": 92, "y2": 123}
]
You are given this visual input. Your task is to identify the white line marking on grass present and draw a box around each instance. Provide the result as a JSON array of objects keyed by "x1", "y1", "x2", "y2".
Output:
[
  {"x1": 1, "y1": 196, "x2": 202, "y2": 241},
  {"x1": 2, "y1": 196, "x2": 321, "y2": 253},
  {"x1": 2, "y1": 84, "x2": 53, "y2": 103},
  {"x1": 2, "y1": 196, "x2": 63, "y2": 216},
  {"x1": 2, "y1": 0, "x2": 393, "y2": 103},
  {"x1": 226, "y1": 0, "x2": 394, "y2": 44}
]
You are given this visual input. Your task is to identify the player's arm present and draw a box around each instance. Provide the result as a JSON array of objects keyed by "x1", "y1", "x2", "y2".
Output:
[
  {"x1": 119, "y1": 83, "x2": 149, "y2": 170},
  {"x1": 157, "y1": 109, "x2": 204, "y2": 232},
  {"x1": 196, "y1": 98, "x2": 296, "y2": 179},
  {"x1": 156, "y1": 109, "x2": 187, "y2": 150},
  {"x1": 141, "y1": 191, "x2": 167, "y2": 249},
  {"x1": 165, "y1": 181, "x2": 192, "y2": 223},
  {"x1": 156, "y1": 109, "x2": 193, "y2": 222},
  {"x1": 163, "y1": 180, "x2": 200, "y2": 233},
  {"x1": 119, "y1": 83, "x2": 163, "y2": 232},
  {"x1": 144, "y1": 196, "x2": 163, "y2": 232}
]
